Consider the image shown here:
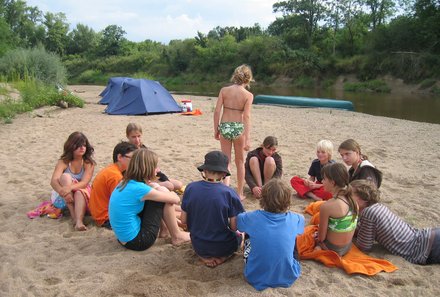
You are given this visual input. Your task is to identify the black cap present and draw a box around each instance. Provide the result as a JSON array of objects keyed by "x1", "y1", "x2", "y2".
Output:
[{"x1": 197, "y1": 151, "x2": 230, "y2": 176}]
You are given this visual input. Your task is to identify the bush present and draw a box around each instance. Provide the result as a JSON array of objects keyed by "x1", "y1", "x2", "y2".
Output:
[
  {"x1": 431, "y1": 86, "x2": 440, "y2": 96},
  {"x1": 293, "y1": 76, "x2": 315, "y2": 89},
  {"x1": 344, "y1": 79, "x2": 391, "y2": 93},
  {"x1": 0, "y1": 47, "x2": 67, "y2": 86},
  {"x1": 0, "y1": 79, "x2": 84, "y2": 123},
  {"x1": 75, "y1": 69, "x2": 109, "y2": 85},
  {"x1": 419, "y1": 79, "x2": 437, "y2": 90}
]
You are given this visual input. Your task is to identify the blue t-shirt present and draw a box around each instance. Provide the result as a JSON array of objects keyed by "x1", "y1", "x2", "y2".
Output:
[
  {"x1": 308, "y1": 159, "x2": 335, "y2": 182},
  {"x1": 181, "y1": 181, "x2": 245, "y2": 257},
  {"x1": 237, "y1": 210, "x2": 305, "y2": 291},
  {"x1": 108, "y1": 180, "x2": 152, "y2": 242}
]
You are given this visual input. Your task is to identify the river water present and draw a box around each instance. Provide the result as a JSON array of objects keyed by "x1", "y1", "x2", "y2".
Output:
[{"x1": 170, "y1": 84, "x2": 440, "y2": 124}]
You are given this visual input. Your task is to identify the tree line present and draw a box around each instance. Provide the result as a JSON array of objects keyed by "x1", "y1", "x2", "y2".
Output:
[{"x1": 0, "y1": 0, "x2": 439, "y2": 86}]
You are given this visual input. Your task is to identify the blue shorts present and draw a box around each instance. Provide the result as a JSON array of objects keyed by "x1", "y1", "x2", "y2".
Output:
[{"x1": 426, "y1": 228, "x2": 440, "y2": 264}]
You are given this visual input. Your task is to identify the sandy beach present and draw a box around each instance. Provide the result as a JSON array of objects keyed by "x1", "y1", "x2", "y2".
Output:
[{"x1": 0, "y1": 85, "x2": 439, "y2": 296}]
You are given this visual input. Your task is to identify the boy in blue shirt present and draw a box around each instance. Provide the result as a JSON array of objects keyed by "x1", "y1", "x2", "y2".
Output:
[
  {"x1": 237, "y1": 178, "x2": 304, "y2": 291},
  {"x1": 181, "y1": 151, "x2": 245, "y2": 267}
]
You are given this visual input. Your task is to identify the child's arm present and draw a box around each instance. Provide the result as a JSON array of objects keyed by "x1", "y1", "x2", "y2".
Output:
[
  {"x1": 306, "y1": 176, "x2": 323, "y2": 189},
  {"x1": 142, "y1": 188, "x2": 180, "y2": 204},
  {"x1": 50, "y1": 160, "x2": 68, "y2": 194},
  {"x1": 213, "y1": 89, "x2": 224, "y2": 140},
  {"x1": 316, "y1": 204, "x2": 330, "y2": 249},
  {"x1": 229, "y1": 216, "x2": 238, "y2": 232},
  {"x1": 242, "y1": 94, "x2": 253, "y2": 151},
  {"x1": 70, "y1": 162, "x2": 94, "y2": 191}
]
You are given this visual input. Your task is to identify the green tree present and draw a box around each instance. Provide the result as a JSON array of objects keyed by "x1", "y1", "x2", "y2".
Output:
[
  {"x1": 0, "y1": 17, "x2": 15, "y2": 55},
  {"x1": 237, "y1": 35, "x2": 285, "y2": 77},
  {"x1": 414, "y1": 0, "x2": 440, "y2": 53},
  {"x1": 194, "y1": 35, "x2": 239, "y2": 73},
  {"x1": 98, "y1": 25, "x2": 126, "y2": 56},
  {"x1": 1, "y1": 0, "x2": 44, "y2": 47},
  {"x1": 195, "y1": 31, "x2": 208, "y2": 48},
  {"x1": 66, "y1": 23, "x2": 99, "y2": 56},
  {"x1": 360, "y1": 0, "x2": 396, "y2": 30},
  {"x1": 43, "y1": 12, "x2": 69, "y2": 56},
  {"x1": 268, "y1": 14, "x2": 310, "y2": 49},
  {"x1": 165, "y1": 39, "x2": 197, "y2": 74},
  {"x1": 272, "y1": 0, "x2": 328, "y2": 48}
]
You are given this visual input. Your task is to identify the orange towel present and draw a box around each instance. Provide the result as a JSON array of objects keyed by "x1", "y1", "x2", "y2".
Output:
[
  {"x1": 296, "y1": 202, "x2": 398, "y2": 276},
  {"x1": 180, "y1": 108, "x2": 202, "y2": 116},
  {"x1": 304, "y1": 201, "x2": 324, "y2": 225}
]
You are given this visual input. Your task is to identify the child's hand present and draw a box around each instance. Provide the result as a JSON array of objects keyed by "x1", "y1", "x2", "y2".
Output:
[
  {"x1": 310, "y1": 183, "x2": 322, "y2": 189},
  {"x1": 59, "y1": 186, "x2": 71, "y2": 198},
  {"x1": 252, "y1": 186, "x2": 262, "y2": 198}
]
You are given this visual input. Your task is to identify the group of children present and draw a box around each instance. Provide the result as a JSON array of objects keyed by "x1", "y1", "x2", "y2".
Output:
[{"x1": 49, "y1": 124, "x2": 439, "y2": 291}]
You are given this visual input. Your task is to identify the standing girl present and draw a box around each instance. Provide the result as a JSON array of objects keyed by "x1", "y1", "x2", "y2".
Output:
[
  {"x1": 50, "y1": 132, "x2": 96, "y2": 231},
  {"x1": 338, "y1": 139, "x2": 382, "y2": 188},
  {"x1": 315, "y1": 163, "x2": 358, "y2": 256},
  {"x1": 109, "y1": 148, "x2": 189, "y2": 251},
  {"x1": 214, "y1": 64, "x2": 254, "y2": 200}
]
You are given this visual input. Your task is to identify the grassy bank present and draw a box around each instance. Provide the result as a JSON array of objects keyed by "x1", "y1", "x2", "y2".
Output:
[{"x1": 0, "y1": 80, "x2": 84, "y2": 124}]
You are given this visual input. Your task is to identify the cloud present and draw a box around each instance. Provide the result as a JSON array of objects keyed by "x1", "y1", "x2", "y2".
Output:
[{"x1": 26, "y1": 0, "x2": 278, "y2": 43}]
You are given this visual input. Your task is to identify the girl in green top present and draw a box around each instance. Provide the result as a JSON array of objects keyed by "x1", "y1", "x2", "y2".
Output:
[{"x1": 315, "y1": 163, "x2": 359, "y2": 256}]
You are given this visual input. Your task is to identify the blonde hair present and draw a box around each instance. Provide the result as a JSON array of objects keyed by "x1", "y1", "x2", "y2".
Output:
[
  {"x1": 317, "y1": 139, "x2": 334, "y2": 160},
  {"x1": 259, "y1": 179, "x2": 291, "y2": 213},
  {"x1": 126, "y1": 122, "x2": 143, "y2": 137},
  {"x1": 119, "y1": 148, "x2": 157, "y2": 190},
  {"x1": 230, "y1": 64, "x2": 254, "y2": 88}
]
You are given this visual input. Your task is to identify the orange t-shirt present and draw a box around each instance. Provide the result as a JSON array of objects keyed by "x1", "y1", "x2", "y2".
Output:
[{"x1": 89, "y1": 163, "x2": 123, "y2": 226}]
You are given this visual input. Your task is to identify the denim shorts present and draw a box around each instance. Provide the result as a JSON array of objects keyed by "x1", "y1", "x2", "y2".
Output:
[{"x1": 426, "y1": 228, "x2": 440, "y2": 265}]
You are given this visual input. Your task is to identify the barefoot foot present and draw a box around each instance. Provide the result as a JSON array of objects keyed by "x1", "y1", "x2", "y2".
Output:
[
  {"x1": 75, "y1": 222, "x2": 87, "y2": 231},
  {"x1": 171, "y1": 231, "x2": 190, "y2": 246},
  {"x1": 200, "y1": 256, "x2": 230, "y2": 268}
]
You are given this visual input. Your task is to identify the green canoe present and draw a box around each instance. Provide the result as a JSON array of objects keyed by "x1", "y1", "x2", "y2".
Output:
[{"x1": 254, "y1": 95, "x2": 354, "y2": 111}]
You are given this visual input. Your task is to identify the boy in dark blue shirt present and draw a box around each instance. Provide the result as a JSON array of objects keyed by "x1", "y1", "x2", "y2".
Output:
[{"x1": 181, "y1": 151, "x2": 244, "y2": 267}]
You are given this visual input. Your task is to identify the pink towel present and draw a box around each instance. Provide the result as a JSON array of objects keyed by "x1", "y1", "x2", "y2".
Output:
[{"x1": 27, "y1": 200, "x2": 63, "y2": 219}]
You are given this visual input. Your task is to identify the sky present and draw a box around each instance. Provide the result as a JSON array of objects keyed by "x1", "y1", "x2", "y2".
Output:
[{"x1": 26, "y1": 0, "x2": 280, "y2": 44}]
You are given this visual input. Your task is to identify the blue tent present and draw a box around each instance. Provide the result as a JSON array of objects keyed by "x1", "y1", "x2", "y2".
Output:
[
  {"x1": 99, "y1": 77, "x2": 131, "y2": 104},
  {"x1": 104, "y1": 78, "x2": 182, "y2": 115}
]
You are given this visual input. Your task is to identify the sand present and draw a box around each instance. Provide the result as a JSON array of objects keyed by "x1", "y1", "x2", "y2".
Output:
[{"x1": 0, "y1": 85, "x2": 439, "y2": 296}]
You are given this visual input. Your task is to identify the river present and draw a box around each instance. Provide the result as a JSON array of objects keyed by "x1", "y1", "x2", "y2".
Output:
[{"x1": 170, "y1": 84, "x2": 440, "y2": 124}]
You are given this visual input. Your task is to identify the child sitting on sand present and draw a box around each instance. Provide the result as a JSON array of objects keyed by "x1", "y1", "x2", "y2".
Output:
[
  {"x1": 50, "y1": 131, "x2": 96, "y2": 231},
  {"x1": 237, "y1": 178, "x2": 304, "y2": 291},
  {"x1": 338, "y1": 139, "x2": 382, "y2": 188},
  {"x1": 126, "y1": 122, "x2": 183, "y2": 191},
  {"x1": 315, "y1": 163, "x2": 358, "y2": 256},
  {"x1": 108, "y1": 149, "x2": 189, "y2": 251},
  {"x1": 244, "y1": 136, "x2": 282, "y2": 199},
  {"x1": 290, "y1": 139, "x2": 334, "y2": 201},
  {"x1": 181, "y1": 151, "x2": 245, "y2": 267}
]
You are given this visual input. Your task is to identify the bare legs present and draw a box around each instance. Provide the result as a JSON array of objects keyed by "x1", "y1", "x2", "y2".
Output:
[
  {"x1": 220, "y1": 135, "x2": 246, "y2": 200},
  {"x1": 249, "y1": 156, "x2": 276, "y2": 198},
  {"x1": 59, "y1": 173, "x2": 87, "y2": 231},
  {"x1": 162, "y1": 203, "x2": 190, "y2": 246}
]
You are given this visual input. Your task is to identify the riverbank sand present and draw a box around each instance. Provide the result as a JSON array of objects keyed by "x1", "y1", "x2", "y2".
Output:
[{"x1": 0, "y1": 85, "x2": 439, "y2": 296}]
